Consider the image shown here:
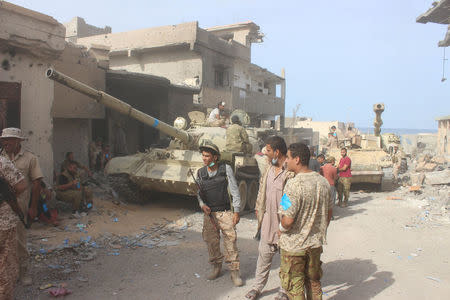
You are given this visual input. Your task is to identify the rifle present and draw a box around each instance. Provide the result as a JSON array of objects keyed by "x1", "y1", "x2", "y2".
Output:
[
  {"x1": 188, "y1": 168, "x2": 218, "y2": 231},
  {"x1": 0, "y1": 177, "x2": 29, "y2": 228}
]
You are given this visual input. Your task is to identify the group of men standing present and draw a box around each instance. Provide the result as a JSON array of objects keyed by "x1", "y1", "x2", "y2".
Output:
[{"x1": 196, "y1": 134, "x2": 337, "y2": 300}]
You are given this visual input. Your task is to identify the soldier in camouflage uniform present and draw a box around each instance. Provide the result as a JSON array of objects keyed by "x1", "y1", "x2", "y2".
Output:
[
  {"x1": 226, "y1": 115, "x2": 252, "y2": 154},
  {"x1": 0, "y1": 156, "x2": 27, "y2": 299},
  {"x1": 196, "y1": 140, "x2": 243, "y2": 286},
  {"x1": 56, "y1": 161, "x2": 93, "y2": 213},
  {"x1": 279, "y1": 143, "x2": 332, "y2": 300}
]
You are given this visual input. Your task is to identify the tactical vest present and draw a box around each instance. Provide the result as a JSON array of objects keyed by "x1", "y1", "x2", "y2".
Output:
[{"x1": 198, "y1": 164, "x2": 230, "y2": 212}]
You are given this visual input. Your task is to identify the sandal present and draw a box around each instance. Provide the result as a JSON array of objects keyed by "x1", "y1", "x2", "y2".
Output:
[
  {"x1": 245, "y1": 289, "x2": 260, "y2": 300},
  {"x1": 274, "y1": 292, "x2": 289, "y2": 300}
]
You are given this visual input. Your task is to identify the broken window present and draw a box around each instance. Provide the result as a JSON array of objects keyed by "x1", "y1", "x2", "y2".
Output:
[
  {"x1": 276, "y1": 84, "x2": 281, "y2": 98},
  {"x1": 215, "y1": 69, "x2": 229, "y2": 87},
  {"x1": 0, "y1": 82, "x2": 21, "y2": 131}
]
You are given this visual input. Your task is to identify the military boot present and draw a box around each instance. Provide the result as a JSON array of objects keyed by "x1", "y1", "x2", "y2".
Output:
[
  {"x1": 207, "y1": 264, "x2": 222, "y2": 280},
  {"x1": 230, "y1": 270, "x2": 243, "y2": 286}
]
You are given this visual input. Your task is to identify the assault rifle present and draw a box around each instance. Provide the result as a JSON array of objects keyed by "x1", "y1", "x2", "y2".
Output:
[{"x1": 188, "y1": 168, "x2": 218, "y2": 231}]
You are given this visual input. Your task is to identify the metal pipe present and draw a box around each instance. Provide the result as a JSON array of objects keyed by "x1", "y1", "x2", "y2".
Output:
[{"x1": 45, "y1": 68, "x2": 192, "y2": 146}]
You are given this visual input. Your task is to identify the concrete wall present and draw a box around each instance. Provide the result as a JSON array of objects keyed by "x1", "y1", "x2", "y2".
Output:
[
  {"x1": 401, "y1": 133, "x2": 438, "y2": 156},
  {"x1": 0, "y1": 2, "x2": 65, "y2": 57},
  {"x1": 110, "y1": 49, "x2": 202, "y2": 86},
  {"x1": 0, "y1": 51, "x2": 55, "y2": 184},
  {"x1": 64, "y1": 17, "x2": 111, "y2": 43},
  {"x1": 53, "y1": 118, "x2": 90, "y2": 172},
  {"x1": 52, "y1": 44, "x2": 105, "y2": 119},
  {"x1": 285, "y1": 119, "x2": 345, "y2": 145},
  {"x1": 437, "y1": 119, "x2": 449, "y2": 159},
  {"x1": 0, "y1": 2, "x2": 66, "y2": 184},
  {"x1": 77, "y1": 22, "x2": 198, "y2": 52}
]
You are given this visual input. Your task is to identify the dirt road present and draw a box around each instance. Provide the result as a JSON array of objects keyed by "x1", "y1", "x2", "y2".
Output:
[{"x1": 16, "y1": 186, "x2": 449, "y2": 299}]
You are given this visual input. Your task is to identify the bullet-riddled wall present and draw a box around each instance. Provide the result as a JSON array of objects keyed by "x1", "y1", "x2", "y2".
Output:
[{"x1": 0, "y1": 1, "x2": 66, "y2": 184}]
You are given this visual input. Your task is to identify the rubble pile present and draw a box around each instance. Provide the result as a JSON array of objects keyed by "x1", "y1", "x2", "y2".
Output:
[{"x1": 399, "y1": 154, "x2": 449, "y2": 187}]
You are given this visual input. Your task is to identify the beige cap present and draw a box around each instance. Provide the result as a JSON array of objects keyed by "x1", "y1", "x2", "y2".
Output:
[{"x1": 0, "y1": 127, "x2": 26, "y2": 140}]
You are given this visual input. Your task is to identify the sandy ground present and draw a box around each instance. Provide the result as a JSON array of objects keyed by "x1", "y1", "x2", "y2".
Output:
[{"x1": 15, "y1": 185, "x2": 449, "y2": 300}]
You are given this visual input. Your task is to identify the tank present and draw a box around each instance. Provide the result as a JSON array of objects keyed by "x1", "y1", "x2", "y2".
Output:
[
  {"x1": 327, "y1": 103, "x2": 401, "y2": 191},
  {"x1": 46, "y1": 68, "x2": 265, "y2": 210}
]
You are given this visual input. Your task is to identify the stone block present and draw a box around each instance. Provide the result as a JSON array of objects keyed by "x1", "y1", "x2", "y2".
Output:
[
  {"x1": 424, "y1": 169, "x2": 450, "y2": 185},
  {"x1": 410, "y1": 172, "x2": 425, "y2": 186},
  {"x1": 431, "y1": 156, "x2": 446, "y2": 165},
  {"x1": 416, "y1": 162, "x2": 437, "y2": 172}
]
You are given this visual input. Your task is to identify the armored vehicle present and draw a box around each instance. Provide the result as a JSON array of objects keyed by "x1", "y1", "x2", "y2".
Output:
[
  {"x1": 46, "y1": 69, "x2": 266, "y2": 210},
  {"x1": 327, "y1": 103, "x2": 401, "y2": 191}
]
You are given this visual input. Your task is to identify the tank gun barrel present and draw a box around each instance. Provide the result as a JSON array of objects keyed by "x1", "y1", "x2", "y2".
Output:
[
  {"x1": 46, "y1": 68, "x2": 192, "y2": 146},
  {"x1": 373, "y1": 103, "x2": 385, "y2": 137}
]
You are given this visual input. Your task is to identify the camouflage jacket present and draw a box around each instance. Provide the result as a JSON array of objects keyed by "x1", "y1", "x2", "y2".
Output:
[{"x1": 226, "y1": 124, "x2": 251, "y2": 153}]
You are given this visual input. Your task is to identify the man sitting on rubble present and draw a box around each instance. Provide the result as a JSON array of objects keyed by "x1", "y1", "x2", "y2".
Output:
[
  {"x1": 60, "y1": 152, "x2": 92, "y2": 176},
  {"x1": 56, "y1": 161, "x2": 93, "y2": 214},
  {"x1": 226, "y1": 115, "x2": 252, "y2": 154},
  {"x1": 207, "y1": 101, "x2": 226, "y2": 127}
]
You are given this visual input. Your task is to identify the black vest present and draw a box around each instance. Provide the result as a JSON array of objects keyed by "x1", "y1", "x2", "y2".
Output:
[{"x1": 198, "y1": 164, "x2": 230, "y2": 212}]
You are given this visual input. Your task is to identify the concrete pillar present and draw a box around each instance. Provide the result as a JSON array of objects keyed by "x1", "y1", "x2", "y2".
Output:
[{"x1": 279, "y1": 68, "x2": 286, "y2": 131}]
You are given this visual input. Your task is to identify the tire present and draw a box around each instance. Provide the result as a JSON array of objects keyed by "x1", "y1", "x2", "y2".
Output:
[
  {"x1": 238, "y1": 180, "x2": 247, "y2": 212},
  {"x1": 380, "y1": 168, "x2": 396, "y2": 192},
  {"x1": 246, "y1": 180, "x2": 258, "y2": 211},
  {"x1": 107, "y1": 174, "x2": 147, "y2": 204}
]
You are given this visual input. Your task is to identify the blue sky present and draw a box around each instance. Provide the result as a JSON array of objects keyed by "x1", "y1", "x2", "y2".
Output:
[{"x1": 9, "y1": 0, "x2": 449, "y2": 129}]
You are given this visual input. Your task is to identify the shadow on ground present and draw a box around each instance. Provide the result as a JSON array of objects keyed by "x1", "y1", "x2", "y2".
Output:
[
  {"x1": 333, "y1": 195, "x2": 373, "y2": 220},
  {"x1": 322, "y1": 258, "x2": 394, "y2": 300}
]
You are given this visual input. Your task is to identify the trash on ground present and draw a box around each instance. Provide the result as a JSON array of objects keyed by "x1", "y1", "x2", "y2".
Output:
[
  {"x1": 426, "y1": 276, "x2": 441, "y2": 283},
  {"x1": 48, "y1": 286, "x2": 72, "y2": 297}
]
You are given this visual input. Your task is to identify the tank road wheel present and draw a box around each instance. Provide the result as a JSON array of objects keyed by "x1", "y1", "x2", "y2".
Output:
[
  {"x1": 107, "y1": 174, "x2": 146, "y2": 204},
  {"x1": 380, "y1": 168, "x2": 396, "y2": 192},
  {"x1": 246, "y1": 180, "x2": 258, "y2": 211},
  {"x1": 238, "y1": 180, "x2": 247, "y2": 212}
]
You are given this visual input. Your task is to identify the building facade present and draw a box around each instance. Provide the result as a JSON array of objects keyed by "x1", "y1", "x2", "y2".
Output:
[
  {"x1": 436, "y1": 116, "x2": 450, "y2": 159},
  {"x1": 74, "y1": 21, "x2": 285, "y2": 127}
]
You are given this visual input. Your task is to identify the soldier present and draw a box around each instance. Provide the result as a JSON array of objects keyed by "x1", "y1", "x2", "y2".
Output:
[
  {"x1": 0, "y1": 155, "x2": 27, "y2": 299},
  {"x1": 0, "y1": 127, "x2": 43, "y2": 285},
  {"x1": 196, "y1": 140, "x2": 243, "y2": 286},
  {"x1": 246, "y1": 136, "x2": 292, "y2": 300},
  {"x1": 60, "y1": 152, "x2": 91, "y2": 176},
  {"x1": 56, "y1": 161, "x2": 93, "y2": 214},
  {"x1": 279, "y1": 143, "x2": 332, "y2": 300},
  {"x1": 207, "y1": 101, "x2": 226, "y2": 127},
  {"x1": 337, "y1": 148, "x2": 352, "y2": 207},
  {"x1": 226, "y1": 115, "x2": 252, "y2": 154},
  {"x1": 391, "y1": 145, "x2": 404, "y2": 178},
  {"x1": 326, "y1": 126, "x2": 338, "y2": 149}
]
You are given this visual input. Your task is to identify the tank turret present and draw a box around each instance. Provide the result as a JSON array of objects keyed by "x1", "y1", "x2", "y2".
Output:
[{"x1": 46, "y1": 68, "x2": 196, "y2": 148}]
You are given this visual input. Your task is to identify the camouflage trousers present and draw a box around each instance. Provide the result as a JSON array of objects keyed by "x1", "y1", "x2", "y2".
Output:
[
  {"x1": 0, "y1": 225, "x2": 19, "y2": 300},
  {"x1": 280, "y1": 247, "x2": 323, "y2": 300},
  {"x1": 202, "y1": 211, "x2": 240, "y2": 270},
  {"x1": 16, "y1": 222, "x2": 29, "y2": 279},
  {"x1": 57, "y1": 188, "x2": 93, "y2": 212},
  {"x1": 337, "y1": 177, "x2": 351, "y2": 204}
]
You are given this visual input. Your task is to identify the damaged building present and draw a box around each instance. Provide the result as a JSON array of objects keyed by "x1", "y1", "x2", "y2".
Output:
[
  {"x1": 0, "y1": 1, "x2": 66, "y2": 183},
  {"x1": 416, "y1": 0, "x2": 450, "y2": 161},
  {"x1": 72, "y1": 21, "x2": 286, "y2": 128},
  {"x1": 0, "y1": 1, "x2": 286, "y2": 182}
]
